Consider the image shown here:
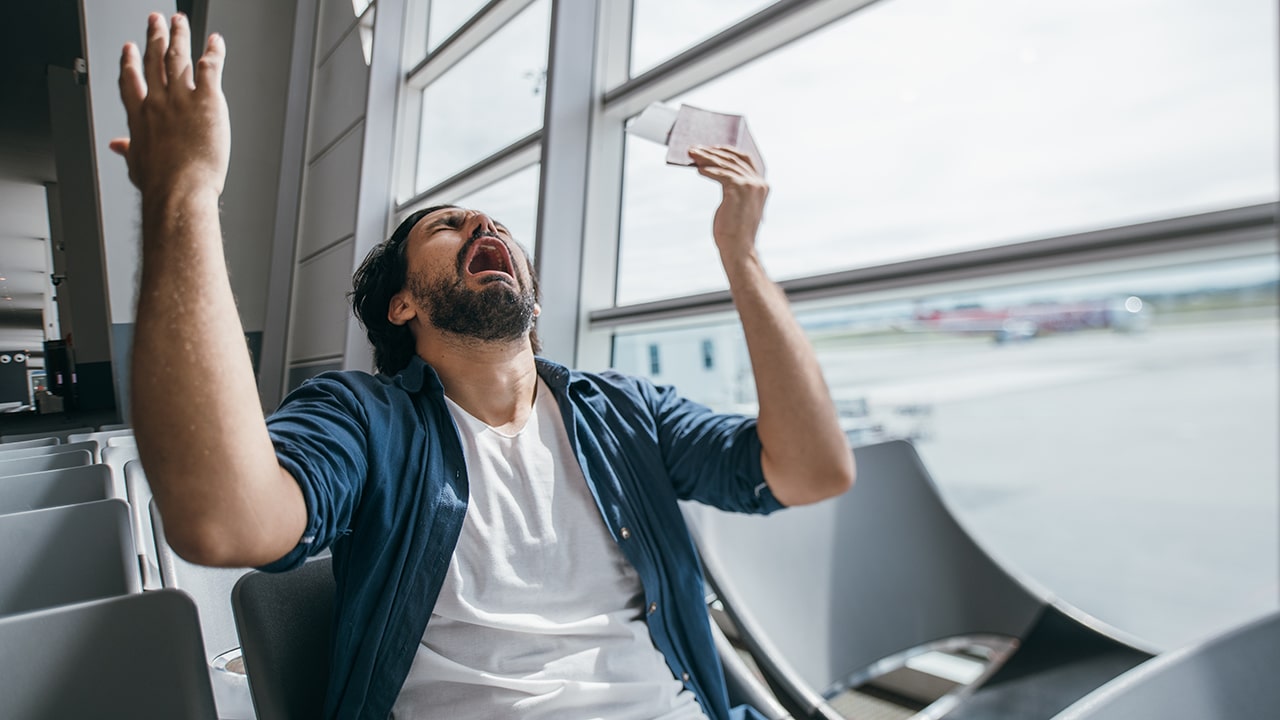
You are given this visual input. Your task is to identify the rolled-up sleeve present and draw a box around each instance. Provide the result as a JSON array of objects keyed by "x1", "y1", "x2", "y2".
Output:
[
  {"x1": 259, "y1": 374, "x2": 370, "y2": 572},
  {"x1": 646, "y1": 379, "x2": 785, "y2": 515}
]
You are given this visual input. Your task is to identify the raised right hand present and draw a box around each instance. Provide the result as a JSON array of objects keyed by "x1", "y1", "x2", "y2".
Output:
[{"x1": 109, "y1": 13, "x2": 230, "y2": 199}]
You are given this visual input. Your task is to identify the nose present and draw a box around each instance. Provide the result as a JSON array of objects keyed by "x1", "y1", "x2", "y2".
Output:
[{"x1": 467, "y1": 211, "x2": 500, "y2": 239}]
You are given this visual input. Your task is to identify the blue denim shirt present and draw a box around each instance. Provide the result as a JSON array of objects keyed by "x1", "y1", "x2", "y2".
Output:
[{"x1": 262, "y1": 356, "x2": 784, "y2": 720}]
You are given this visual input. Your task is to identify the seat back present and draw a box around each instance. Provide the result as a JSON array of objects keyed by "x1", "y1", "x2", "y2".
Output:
[
  {"x1": 690, "y1": 440, "x2": 1046, "y2": 698},
  {"x1": 232, "y1": 557, "x2": 335, "y2": 720},
  {"x1": 0, "y1": 499, "x2": 140, "y2": 616},
  {"x1": 0, "y1": 435, "x2": 58, "y2": 450},
  {"x1": 0, "y1": 439, "x2": 99, "y2": 464},
  {"x1": 0, "y1": 464, "x2": 112, "y2": 515},
  {"x1": 0, "y1": 448, "x2": 93, "y2": 478},
  {"x1": 0, "y1": 589, "x2": 217, "y2": 719},
  {"x1": 1052, "y1": 611, "x2": 1280, "y2": 719},
  {"x1": 1, "y1": 426, "x2": 94, "y2": 444}
]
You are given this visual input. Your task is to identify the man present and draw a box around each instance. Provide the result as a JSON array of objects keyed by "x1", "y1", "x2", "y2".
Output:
[{"x1": 112, "y1": 13, "x2": 854, "y2": 720}]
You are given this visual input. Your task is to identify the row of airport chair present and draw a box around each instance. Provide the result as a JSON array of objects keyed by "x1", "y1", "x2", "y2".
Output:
[{"x1": 0, "y1": 428, "x2": 234, "y2": 717}]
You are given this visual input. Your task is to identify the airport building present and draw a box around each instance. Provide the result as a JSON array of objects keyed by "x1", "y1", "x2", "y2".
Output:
[{"x1": 0, "y1": 1, "x2": 1275, "y2": 717}]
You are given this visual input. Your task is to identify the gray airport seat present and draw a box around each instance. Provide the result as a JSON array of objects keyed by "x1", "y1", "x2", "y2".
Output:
[
  {"x1": 0, "y1": 499, "x2": 140, "y2": 616},
  {"x1": 233, "y1": 556, "x2": 336, "y2": 720},
  {"x1": 124, "y1": 460, "x2": 161, "y2": 589},
  {"x1": 1052, "y1": 611, "x2": 1280, "y2": 719},
  {"x1": 0, "y1": 439, "x2": 99, "y2": 464},
  {"x1": 152, "y1": 501, "x2": 255, "y2": 719},
  {"x1": 0, "y1": 435, "x2": 58, "y2": 450},
  {"x1": 0, "y1": 464, "x2": 112, "y2": 515},
  {"x1": 0, "y1": 448, "x2": 93, "y2": 478},
  {"x1": 0, "y1": 589, "x2": 217, "y2": 719},
  {"x1": 689, "y1": 440, "x2": 1153, "y2": 719},
  {"x1": 98, "y1": 422, "x2": 132, "y2": 431},
  {"x1": 1, "y1": 426, "x2": 94, "y2": 444},
  {"x1": 101, "y1": 443, "x2": 139, "y2": 500}
]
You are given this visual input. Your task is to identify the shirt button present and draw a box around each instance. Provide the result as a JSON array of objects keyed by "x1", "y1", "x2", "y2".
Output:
[
  {"x1": 647, "y1": 602, "x2": 658, "y2": 615},
  {"x1": 681, "y1": 672, "x2": 691, "y2": 683},
  {"x1": 620, "y1": 527, "x2": 631, "y2": 540}
]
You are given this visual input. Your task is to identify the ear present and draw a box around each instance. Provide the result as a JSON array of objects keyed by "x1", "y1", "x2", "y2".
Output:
[
  {"x1": 387, "y1": 290, "x2": 417, "y2": 326},
  {"x1": 532, "y1": 303, "x2": 542, "y2": 318}
]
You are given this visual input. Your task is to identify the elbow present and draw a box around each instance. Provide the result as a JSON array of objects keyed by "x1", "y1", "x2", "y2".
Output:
[
  {"x1": 162, "y1": 518, "x2": 248, "y2": 568},
  {"x1": 834, "y1": 451, "x2": 856, "y2": 496},
  {"x1": 767, "y1": 451, "x2": 855, "y2": 506},
  {"x1": 820, "y1": 450, "x2": 856, "y2": 500}
]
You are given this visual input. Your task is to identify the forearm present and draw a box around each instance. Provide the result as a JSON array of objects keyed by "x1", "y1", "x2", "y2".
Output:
[
  {"x1": 132, "y1": 187, "x2": 304, "y2": 566},
  {"x1": 722, "y1": 249, "x2": 854, "y2": 505}
]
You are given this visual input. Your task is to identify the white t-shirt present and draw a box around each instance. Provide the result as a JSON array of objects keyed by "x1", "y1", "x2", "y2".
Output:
[{"x1": 390, "y1": 379, "x2": 708, "y2": 720}]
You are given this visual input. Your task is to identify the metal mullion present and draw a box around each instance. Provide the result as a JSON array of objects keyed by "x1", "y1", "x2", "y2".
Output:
[
  {"x1": 404, "y1": 0, "x2": 537, "y2": 90},
  {"x1": 573, "y1": 0, "x2": 635, "y2": 371},
  {"x1": 394, "y1": 131, "x2": 542, "y2": 218},
  {"x1": 601, "y1": 0, "x2": 883, "y2": 119},
  {"x1": 588, "y1": 203, "x2": 1279, "y2": 330}
]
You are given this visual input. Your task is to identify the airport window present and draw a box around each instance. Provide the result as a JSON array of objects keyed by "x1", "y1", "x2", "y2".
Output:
[
  {"x1": 413, "y1": 0, "x2": 551, "y2": 194},
  {"x1": 452, "y1": 163, "x2": 542, "y2": 259},
  {"x1": 615, "y1": 0, "x2": 1278, "y2": 304},
  {"x1": 628, "y1": 0, "x2": 780, "y2": 77},
  {"x1": 610, "y1": 245, "x2": 1280, "y2": 651}
]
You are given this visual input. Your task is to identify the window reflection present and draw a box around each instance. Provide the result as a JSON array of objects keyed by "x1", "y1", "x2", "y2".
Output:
[
  {"x1": 612, "y1": 249, "x2": 1280, "y2": 651},
  {"x1": 415, "y1": 0, "x2": 550, "y2": 193},
  {"x1": 630, "y1": 0, "x2": 778, "y2": 76},
  {"x1": 616, "y1": 0, "x2": 1278, "y2": 304},
  {"x1": 452, "y1": 163, "x2": 542, "y2": 259}
]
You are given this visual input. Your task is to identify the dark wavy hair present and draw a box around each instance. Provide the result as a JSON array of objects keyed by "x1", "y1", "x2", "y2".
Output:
[{"x1": 350, "y1": 205, "x2": 541, "y2": 375}]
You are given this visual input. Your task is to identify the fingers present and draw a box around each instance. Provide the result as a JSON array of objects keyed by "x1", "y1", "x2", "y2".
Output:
[
  {"x1": 689, "y1": 145, "x2": 757, "y2": 177},
  {"x1": 143, "y1": 13, "x2": 169, "y2": 95},
  {"x1": 166, "y1": 14, "x2": 194, "y2": 90},
  {"x1": 118, "y1": 42, "x2": 145, "y2": 116},
  {"x1": 195, "y1": 33, "x2": 226, "y2": 94}
]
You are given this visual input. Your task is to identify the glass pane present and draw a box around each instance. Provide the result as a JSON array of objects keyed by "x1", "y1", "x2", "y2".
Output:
[
  {"x1": 415, "y1": 0, "x2": 550, "y2": 193},
  {"x1": 612, "y1": 247, "x2": 1280, "y2": 651},
  {"x1": 427, "y1": 0, "x2": 491, "y2": 53},
  {"x1": 616, "y1": 0, "x2": 1278, "y2": 304},
  {"x1": 452, "y1": 163, "x2": 542, "y2": 260},
  {"x1": 630, "y1": 0, "x2": 778, "y2": 76}
]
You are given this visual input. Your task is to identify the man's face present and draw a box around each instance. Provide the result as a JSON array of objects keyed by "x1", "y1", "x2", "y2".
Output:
[{"x1": 400, "y1": 207, "x2": 538, "y2": 343}]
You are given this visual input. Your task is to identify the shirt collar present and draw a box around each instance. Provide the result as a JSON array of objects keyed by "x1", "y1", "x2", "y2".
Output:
[{"x1": 389, "y1": 355, "x2": 571, "y2": 396}]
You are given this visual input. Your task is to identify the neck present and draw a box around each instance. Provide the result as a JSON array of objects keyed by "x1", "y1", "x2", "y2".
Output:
[{"x1": 416, "y1": 328, "x2": 539, "y2": 432}]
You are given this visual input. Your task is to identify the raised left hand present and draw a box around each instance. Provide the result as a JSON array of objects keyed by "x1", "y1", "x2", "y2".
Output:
[{"x1": 688, "y1": 145, "x2": 769, "y2": 259}]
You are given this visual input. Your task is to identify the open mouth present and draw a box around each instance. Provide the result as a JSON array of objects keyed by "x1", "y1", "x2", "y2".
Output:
[{"x1": 463, "y1": 236, "x2": 516, "y2": 283}]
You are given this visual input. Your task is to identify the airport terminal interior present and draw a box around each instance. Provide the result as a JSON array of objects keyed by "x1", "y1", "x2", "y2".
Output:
[{"x1": 0, "y1": 0, "x2": 1276, "y2": 718}]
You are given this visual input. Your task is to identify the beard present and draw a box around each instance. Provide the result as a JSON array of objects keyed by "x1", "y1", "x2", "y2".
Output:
[{"x1": 408, "y1": 270, "x2": 537, "y2": 344}]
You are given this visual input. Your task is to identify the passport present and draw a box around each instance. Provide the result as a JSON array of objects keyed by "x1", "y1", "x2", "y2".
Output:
[{"x1": 628, "y1": 103, "x2": 764, "y2": 172}]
